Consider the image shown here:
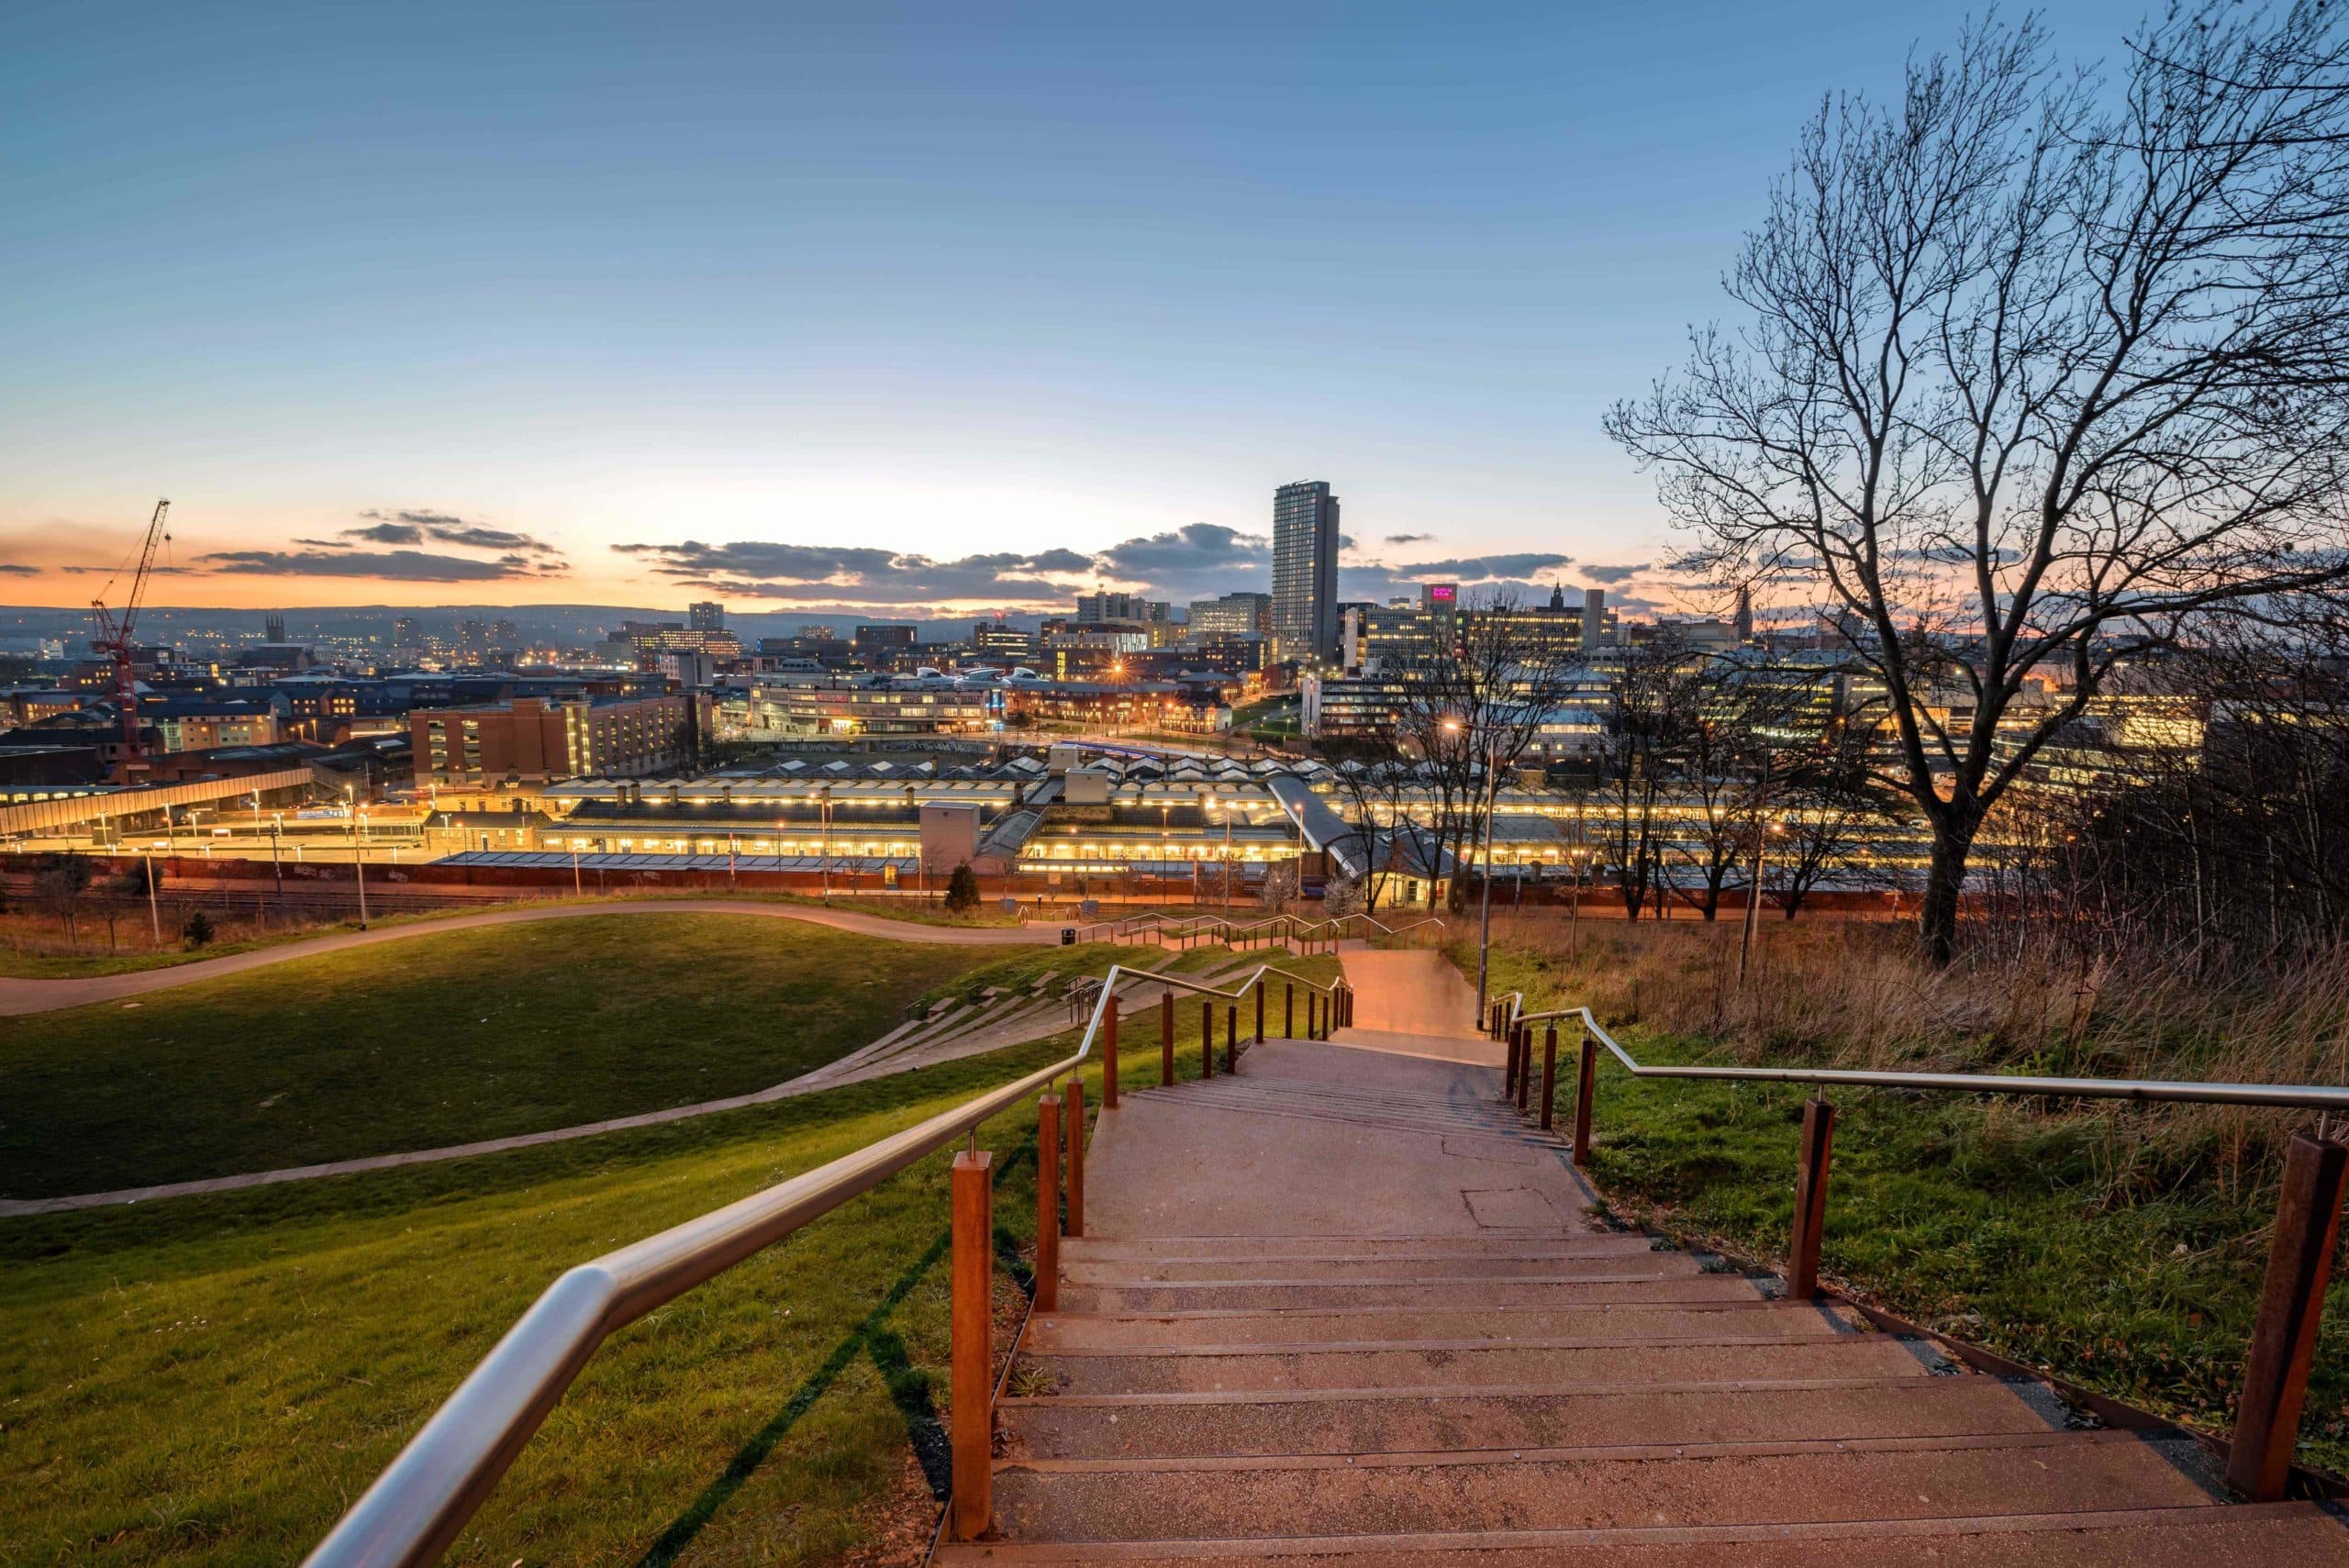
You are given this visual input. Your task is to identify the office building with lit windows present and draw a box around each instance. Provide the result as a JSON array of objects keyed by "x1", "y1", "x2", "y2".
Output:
[{"x1": 1271, "y1": 480, "x2": 1341, "y2": 666}]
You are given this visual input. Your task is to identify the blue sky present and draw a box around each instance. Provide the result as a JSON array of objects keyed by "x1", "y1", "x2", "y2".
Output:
[{"x1": 0, "y1": 1, "x2": 2152, "y2": 615}]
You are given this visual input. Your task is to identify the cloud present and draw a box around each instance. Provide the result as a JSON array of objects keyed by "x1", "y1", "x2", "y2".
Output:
[
  {"x1": 1392, "y1": 551, "x2": 1573, "y2": 582},
  {"x1": 614, "y1": 539, "x2": 1098, "y2": 605},
  {"x1": 200, "y1": 549, "x2": 554, "y2": 583},
  {"x1": 348, "y1": 509, "x2": 562, "y2": 556},
  {"x1": 1385, "y1": 532, "x2": 1433, "y2": 545},
  {"x1": 343, "y1": 521, "x2": 424, "y2": 545},
  {"x1": 0, "y1": 562, "x2": 39, "y2": 576},
  {"x1": 1094, "y1": 523, "x2": 1266, "y2": 578},
  {"x1": 1578, "y1": 562, "x2": 1651, "y2": 584}
]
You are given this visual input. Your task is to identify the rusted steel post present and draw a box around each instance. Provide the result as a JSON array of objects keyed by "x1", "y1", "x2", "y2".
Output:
[
  {"x1": 1571, "y1": 1029, "x2": 1597, "y2": 1166},
  {"x1": 1201, "y1": 1000, "x2": 1214, "y2": 1078},
  {"x1": 1285, "y1": 983, "x2": 1295, "y2": 1039},
  {"x1": 1034, "y1": 1094, "x2": 1062, "y2": 1311},
  {"x1": 1787, "y1": 1098, "x2": 1836, "y2": 1300},
  {"x1": 1539, "y1": 1025, "x2": 1559, "y2": 1131},
  {"x1": 950, "y1": 1148, "x2": 994, "y2": 1540},
  {"x1": 1225, "y1": 1004, "x2": 1238, "y2": 1072},
  {"x1": 2229, "y1": 1132, "x2": 2349, "y2": 1501},
  {"x1": 1102, "y1": 1002, "x2": 1119, "y2": 1109},
  {"x1": 1063, "y1": 1077, "x2": 1085, "y2": 1239},
  {"x1": 1503, "y1": 1024, "x2": 1521, "y2": 1102},
  {"x1": 1161, "y1": 989, "x2": 1174, "y2": 1086},
  {"x1": 1254, "y1": 981, "x2": 1265, "y2": 1043}
]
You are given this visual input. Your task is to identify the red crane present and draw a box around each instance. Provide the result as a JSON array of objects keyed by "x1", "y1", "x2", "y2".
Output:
[{"x1": 90, "y1": 497, "x2": 171, "y2": 776}]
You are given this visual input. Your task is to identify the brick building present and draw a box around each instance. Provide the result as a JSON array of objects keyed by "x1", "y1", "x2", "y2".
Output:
[{"x1": 412, "y1": 692, "x2": 690, "y2": 785}]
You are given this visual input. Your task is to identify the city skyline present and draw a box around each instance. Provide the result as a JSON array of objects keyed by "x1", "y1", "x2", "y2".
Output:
[{"x1": 1, "y1": 2, "x2": 2156, "y2": 617}]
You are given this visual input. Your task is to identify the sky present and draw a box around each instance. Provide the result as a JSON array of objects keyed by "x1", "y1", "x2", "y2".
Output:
[{"x1": 0, "y1": 0, "x2": 2154, "y2": 621}]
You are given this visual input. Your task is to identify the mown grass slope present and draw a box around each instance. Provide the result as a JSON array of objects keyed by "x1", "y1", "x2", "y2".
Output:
[{"x1": 0, "y1": 916, "x2": 1125, "y2": 1198}]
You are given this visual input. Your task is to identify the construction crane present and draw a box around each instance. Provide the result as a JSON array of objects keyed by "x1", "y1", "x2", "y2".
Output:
[{"x1": 90, "y1": 497, "x2": 171, "y2": 776}]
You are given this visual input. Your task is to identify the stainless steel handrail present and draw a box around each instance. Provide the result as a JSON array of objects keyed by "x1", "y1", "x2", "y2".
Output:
[
  {"x1": 1072, "y1": 910, "x2": 1447, "y2": 947},
  {"x1": 303, "y1": 957, "x2": 1347, "y2": 1568},
  {"x1": 1491, "y1": 993, "x2": 2349, "y2": 1113}
]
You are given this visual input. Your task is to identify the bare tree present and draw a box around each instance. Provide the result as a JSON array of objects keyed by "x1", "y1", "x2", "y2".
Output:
[
  {"x1": 1607, "y1": 5, "x2": 2349, "y2": 963},
  {"x1": 35, "y1": 852, "x2": 93, "y2": 948},
  {"x1": 1393, "y1": 592, "x2": 1579, "y2": 910}
]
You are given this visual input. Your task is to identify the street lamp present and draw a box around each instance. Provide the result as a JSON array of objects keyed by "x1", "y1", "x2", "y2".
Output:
[
  {"x1": 352, "y1": 823, "x2": 370, "y2": 929},
  {"x1": 1445, "y1": 717, "x2": 1506, "y2": 1023},
  {"x1": 807, "y1": 786, "x2": 835, "y2": 903}
]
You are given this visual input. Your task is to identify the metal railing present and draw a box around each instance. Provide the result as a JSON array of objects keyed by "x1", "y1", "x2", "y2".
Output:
[
  {"x1": 1478, "y1": 989, "x2": 2349, "y2": 1503},
  {"x1": 1486, "y1": 991, "x2": 2349, "y2": 1112},
  {"x1": 302, "y1": 956, "x2": 1347, "y2": 1568},
  {"x1": 1069, "y1": 909, "x2": 1447, "y2": 951}
]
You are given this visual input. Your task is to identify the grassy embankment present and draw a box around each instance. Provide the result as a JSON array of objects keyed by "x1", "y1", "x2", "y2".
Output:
[
  {"x1": 1462, "y1": 911, "x2": 2349, "y2": 1474},
  {"x1": 0, "y1": 936, "x2": 1334, "y2": 1564},
  {"x1": 0, "y1": 916, "x2": 1130, "y2": 1200}
]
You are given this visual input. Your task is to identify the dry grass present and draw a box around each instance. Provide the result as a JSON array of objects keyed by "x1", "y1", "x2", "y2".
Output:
[{"x1": 1475, "y1": 909, "x2": 2349, "y2": 1204}]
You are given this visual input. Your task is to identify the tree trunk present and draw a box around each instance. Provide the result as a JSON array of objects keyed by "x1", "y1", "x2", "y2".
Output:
[{"x1": 1918, "y1": 815, "x2": 1980, "y2": 967}]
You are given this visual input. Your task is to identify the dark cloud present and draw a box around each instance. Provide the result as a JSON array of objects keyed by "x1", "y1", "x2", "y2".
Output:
[
  {"x1": 1578, "y1": 562, "x2": 1651, "y2": 584},
  {"x1": 1391, "y1": 551, "x2": 1573, "y2": 581},
  {"x1": 431, "y1": 525, "x2": 547, "y2": 552},
  {"x1": 359, "y1": 508, "x2": 467, "y2": 528},
  {"x1": 1385, "y1": 532, "x2": 1434, "y2": 545},
  {"x1": 614, "y1": 539, "x2": 1097, "y2": 604},
  {"x1": 349, "y1": 509, "x2": 562, "y2": 556},
  {"x1": 0, "y1": 562, "x2": 39, "y2": 576},
  {"x1": 344, "y1": 522, "x2": 424, "y2": 545},
  {"x1": 1093, "y1": 523, "x2": 1266, "y2": 578},
  {"x1": 200, "y1": 549, "x2": 551, "y2": 583}
]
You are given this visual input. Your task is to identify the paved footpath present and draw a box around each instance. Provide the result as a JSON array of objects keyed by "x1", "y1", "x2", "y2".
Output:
[{"x1": 0, "y1": 898, "x2": 1059, "y2": 1018}]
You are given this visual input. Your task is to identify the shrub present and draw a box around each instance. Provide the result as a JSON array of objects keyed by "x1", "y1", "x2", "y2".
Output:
[
  {"x1": 181, "y1": 909, "x2": 216, "y2": 950},
  {"x1": 943, "y1": 862, "x2": 981, "y2": 915}
]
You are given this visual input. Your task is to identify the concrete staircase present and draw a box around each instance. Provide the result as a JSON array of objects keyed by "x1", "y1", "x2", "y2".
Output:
[{"x1": 935, "y1": 1032, "x2": 2349, "y2": 1564}]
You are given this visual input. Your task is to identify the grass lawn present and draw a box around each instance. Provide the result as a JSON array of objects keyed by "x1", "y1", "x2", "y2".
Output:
[
  {"x1": 1470, "y1": 940, "x2": 2349, "y2": 1476},
  {"x1": 0, "y1": 978, "x2": 1264, "y2": 1568},
  {"x1": 0, "y1": 915, "x2": 1129, "y2": 1200}
]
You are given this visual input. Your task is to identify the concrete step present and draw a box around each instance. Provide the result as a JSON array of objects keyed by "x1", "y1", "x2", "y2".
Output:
[
  {"x1": 988, "y1": 1430, "x2": 2221, "y2": 1543},
  {"x1": 999, "y1": 1372, "x2": 2064, "y2": 1459},
  {"x1": 1174, "y1": 1082, "x2": 1530, "y2": 1123},
  {"x1": 1022, "y1": 1299, "x2": 1854, "y2": 1351},
  {"x1": 1022, "y1": 1329, "x2": 1945, "y2": 1396},
  {"x1": 1065, "y1": 1274, "x2": 1772, "y2": 1313},
  {"x1": 1062, "y1": 1233, "x2": 1648, "y2": 1262},
  {"x1": 1063, "y1": 1251, "x2": 1708, "y2": 1285},
  {"x1": 934, "y1": 1500, "x2": 2349, "y2": 1565}
]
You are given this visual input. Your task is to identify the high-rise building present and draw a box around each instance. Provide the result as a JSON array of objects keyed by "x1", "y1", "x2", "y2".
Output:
[
  {"x1": 1271, "y1": 480, "x2": 1340, "y2": 665},
  {"x1": 689, "y1": 600, "x2": 727, "y2": 631}
]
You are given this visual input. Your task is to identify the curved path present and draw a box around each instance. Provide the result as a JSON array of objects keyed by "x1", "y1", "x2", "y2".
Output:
[{"x1": 0, "y1": 898, "x2": 1058, "y2": 1018}]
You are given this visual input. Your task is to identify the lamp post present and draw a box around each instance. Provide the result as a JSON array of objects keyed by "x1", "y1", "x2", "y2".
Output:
[
  {"x1": 353, "y1": 814, "x2": 370, "y2": 930},
  {"x1": 268, "y1": 812, "x2": 285, "y2": 914},
  {"x1": 807, "y1": 785, "x2": 835, "y2": 903},
  {"x1": 143, "y1": 841, "x2": 161, "y2": 942},
  {"x1": 1569, "y1": 850, "x2": 1590, "y2": 962},
  {"x1": 1446, "y1": 718, "x2": 1506, "y2": 1024}
]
